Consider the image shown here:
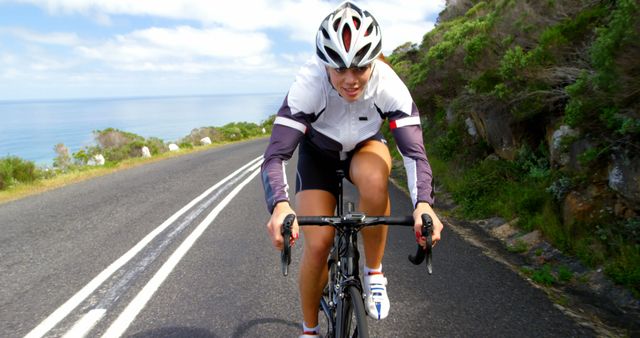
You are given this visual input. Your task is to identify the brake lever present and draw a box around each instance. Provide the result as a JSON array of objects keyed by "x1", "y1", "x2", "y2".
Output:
[
  {"x1": 281, "y1": 214, "x2": 295, "y2": 276},
  {"x1": 408, "y1": 214, "x2": 433, "y2": 274}
]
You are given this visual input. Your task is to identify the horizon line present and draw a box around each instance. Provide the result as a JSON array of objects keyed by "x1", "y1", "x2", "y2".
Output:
[{"x1": 0, "y1": 91, "x2": 286, "y2": 104}]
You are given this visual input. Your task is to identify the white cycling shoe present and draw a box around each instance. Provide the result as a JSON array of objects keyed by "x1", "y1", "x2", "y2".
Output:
[{"x1": 364, "y1": 272, "x2": 390, "y2": 320}]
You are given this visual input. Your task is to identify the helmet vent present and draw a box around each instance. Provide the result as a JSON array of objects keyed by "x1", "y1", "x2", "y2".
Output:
[
  {"x1": 321, "y1": 27, "x2": 330, "y2": 39},
  {"x1": 333, "y1": 19, "x2": 341, "y2": 32},
  {"x1": 353, "y1": 43, "x2": 370, "y2": 65},
  {"x1": 352, "y1": 16, "x2": 361, "y2": 29},
  {"x1": 316, "y1": 49, "x2": 328, "y2": 63},
  {"x1": 365, "y1": 23, "x2": 373, "y2": 37},
  {"x1": 342, "y1": 25, "x2": 352, "y2": 52},
  {"x1": 325, "y1": 47, "x2": 346, "y2": 68},
  {"x1": 371, "y1": 41, "x2": 382, "y2": 59}
]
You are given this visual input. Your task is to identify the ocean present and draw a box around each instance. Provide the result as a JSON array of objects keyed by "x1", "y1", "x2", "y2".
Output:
[{"x1": 0, "y1": 93, "x2": 284, "y2": 165}]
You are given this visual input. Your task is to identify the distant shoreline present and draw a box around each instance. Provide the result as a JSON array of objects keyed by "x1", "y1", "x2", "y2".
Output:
[
  {"x1": 0, "y1": 93, "x2": 282, "y2": 165},
  {"x1": 0, "y1": 91, "x2": 285, "y2": 104},
  {"x1": 0, "y1": 136, "x2": 269, "y2": 205}
]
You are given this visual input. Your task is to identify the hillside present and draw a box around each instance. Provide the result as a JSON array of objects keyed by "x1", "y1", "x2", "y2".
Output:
[{"x1": 388, "y1": 0, "x2": 638, "y2": 296}]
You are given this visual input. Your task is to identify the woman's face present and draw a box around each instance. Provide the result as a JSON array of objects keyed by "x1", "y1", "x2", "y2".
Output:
[{"x1": 327, "y1": 64, "x2": 373, "y2": 102}]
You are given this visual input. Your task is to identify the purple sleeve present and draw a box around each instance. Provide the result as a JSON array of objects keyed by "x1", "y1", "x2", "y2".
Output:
[
  {"x1": 261, "y1": 96, "x2": 309, "y2": 214},
  {"x1": 388, "y1": 103, "x2": 435, "y2": 207}
]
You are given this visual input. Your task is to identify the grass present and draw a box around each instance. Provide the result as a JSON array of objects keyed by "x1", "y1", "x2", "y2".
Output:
[
  {"x1": 531, "y1": 264, "x2": 556, "y2": 285},
  {"x1": 0, "y1": 137, "x2": 267, "y2": 205},
  {"x1": 507, "y1": 239, "x2": 529, "y2": 253}
]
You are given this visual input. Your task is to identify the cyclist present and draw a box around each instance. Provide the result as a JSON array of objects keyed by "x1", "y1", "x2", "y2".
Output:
[{"x1": 261, "y1": 1, "x2": 443, "y2": 336}]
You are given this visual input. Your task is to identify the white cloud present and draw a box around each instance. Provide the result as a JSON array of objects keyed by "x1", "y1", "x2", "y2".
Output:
[
  {"x1": 281, "y1": 52, "x2": 313, "y2": 65},
  {"x1": 2, "y1": 68, "x2": 19, "y2": 79},
  {"x1": 0, "y1": 27, "x2": 80, "y2": 45},
  {"x1": 0, "y1": 0, "x2": 446, "y2": 99},
  {"x1": 75, "y1": 25, "x2": 272, "y2": 72},
  {"x1": 361, "y1": 1, "x2": 445, "y2": 52},
  {"x1": 10, "y1": 0, "x2": 445, "y2": 43},
  {"x1": 13, "y1": 0, "x2": 304, "y2": 30},
  {"x1": 130, "y1": 26, "x2": 271, "y2": 58},
  {"x1": 29, "y1": 57, "x2": 75, "y2": 71}
]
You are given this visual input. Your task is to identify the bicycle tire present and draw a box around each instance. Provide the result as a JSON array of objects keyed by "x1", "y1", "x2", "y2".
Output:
[
  {"x1": 321, "y1": 255, "x2": 338, "y2": 337},
  {"x1": 335, "y1": 285, "x2": 369, "y2": 338}
]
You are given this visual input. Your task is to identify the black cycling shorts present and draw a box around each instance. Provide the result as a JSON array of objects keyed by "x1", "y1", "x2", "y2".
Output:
[{"x1": 295, "y1": 132, "x2": 386, "y2": 200}]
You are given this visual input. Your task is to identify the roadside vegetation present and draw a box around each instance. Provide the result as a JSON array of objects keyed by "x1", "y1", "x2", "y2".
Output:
[
  {"x1": 0, "y1": 118, "x2": 274, "y2": 203},
  {"x1": 387, "y1": 0, "x2": 639, "y2": 296}
]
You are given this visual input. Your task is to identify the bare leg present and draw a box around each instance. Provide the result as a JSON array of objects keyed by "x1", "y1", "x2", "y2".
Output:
[
  {"x1": 349, "y1": 140, "x2": 392, "y2": 269},
  {"x1": 296, "y1": 190, "x2": 336, "y2": 328}
]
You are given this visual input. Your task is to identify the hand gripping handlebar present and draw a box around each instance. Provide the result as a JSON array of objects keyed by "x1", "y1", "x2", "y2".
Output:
[
  {"x1": 281, "y1": 214, "x2": 295, "y2": 276},
  {"x1": 408, "y1": 214, "x2": 434, "y2": 274}
]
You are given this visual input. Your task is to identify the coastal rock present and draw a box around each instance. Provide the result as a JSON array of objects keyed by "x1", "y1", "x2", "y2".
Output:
[
  {"x1": 548, "y1": 124, "x2": 578, "y2": 167},
  {"x1": 490, "y1": 220, "x2": 519, "y2": 240},
  {"x1": 469, "y1": 109, "x2": 517, "y2": 160},
  {"x1": 608, "y1": 153, "x2": 640, "y2": 209},
  {"x1": 141, "y1": 146, "x2": 151, "y2": 158},
  {"x1": 506, "y1": 230, "x2": 542, "y2": 250},
  {"x1": 200, "y1": 137, "x2": 212, "y2": 145},
  {"x1": 562, "y1": 190, "x2": 594, "y2": 225},
  {"x1": 87, "y1": 154, "x2": 105, "y2": 166},
  {"x1": 465, "y1": 117, "x2": 477, "y2": 138},
  {"x1": 168, "y1": 144, "x2": 180, "y2": 152}
]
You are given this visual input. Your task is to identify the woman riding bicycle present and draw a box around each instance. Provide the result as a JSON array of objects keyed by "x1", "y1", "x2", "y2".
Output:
[{"x1": 261, "y1": 1, "x2": 443, "y2": 337}]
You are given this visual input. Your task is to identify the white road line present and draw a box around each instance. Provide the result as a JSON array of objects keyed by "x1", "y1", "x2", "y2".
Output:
[
  {"x1": 102, "y1": 165, "x2": 262, "y2": 338},
  {"x1": 25, "y1": 155, "x2": 263, "y2": 338},
  {"x1": 61, "y1": 309, "x2": 106, "y2": 338}
]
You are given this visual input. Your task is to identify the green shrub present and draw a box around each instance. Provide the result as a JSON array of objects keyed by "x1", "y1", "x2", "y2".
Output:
[
  {"x1": 464, "y1": 34, "x2": 488, "y2": 65},
  {"x1": 451, "y1": 157, "x2": 518, "y2": 218},
  {"x1": 507, "y1": 239, "x2": 528, "y2": 253},
  {"x1": 557, "y1": 265, "x2": 574, "y2": 283},
  {"x1": 0, "y1": 156, "x2": 38, "y2": 190},
  {"x1": 531, "y1": 264, "x2": 556, "y2": 285},
  {"x1": 72, "y1": 149, "x2": 90, "y2": 165},
  {"x1": 515, "y1": 144, "x2": 550, "y2": 179},
  {"x1": 53, "y1": 143, "x2": 72, "y2": 170},
  {"x1": 468, "y1": 69, "x2": 502, "y2": 94},
  {"x1": 145, "y1": 137, "x2": 167, "y2": 155},
  {"x1": 432, "y1": 126, "x2": 464, "y2": 161},
  {"x1": 179, "y1": 142, "x2": 194, "y2": 149},
  {"x1": 590, "y1": 0, "x2": 638, "y2": 91},
  {"x1": 605, "y1": 244, "x2": 640, "y2": 297},
  {"x1": 499, "y1": 46, "x2": 528, "y2": 79},
  {"x1": 574, "y1": 237, "x2": 606, "y2": 268}
]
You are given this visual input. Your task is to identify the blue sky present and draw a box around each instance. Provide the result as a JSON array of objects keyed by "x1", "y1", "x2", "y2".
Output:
[{"x1": 0, "y1": 0, "x2": 445, "y2": 101}]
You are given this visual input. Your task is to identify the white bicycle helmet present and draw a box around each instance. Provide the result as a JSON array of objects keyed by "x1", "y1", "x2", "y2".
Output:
[{"x1": 316, "y1": 1, "x2": 382, "y2": 68}]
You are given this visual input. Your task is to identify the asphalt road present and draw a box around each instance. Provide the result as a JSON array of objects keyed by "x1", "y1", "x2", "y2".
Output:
[{"x1": 0, "y1": 138, "x2": 596, "y2": 337}]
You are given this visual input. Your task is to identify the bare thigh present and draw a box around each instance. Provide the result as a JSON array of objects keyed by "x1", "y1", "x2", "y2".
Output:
[
  {"x1": 349, "y1": 140, "x2": 392, "y2": 204},
  {"x1": 296, "y1": 189, "x2": 336, "y2": 252}
]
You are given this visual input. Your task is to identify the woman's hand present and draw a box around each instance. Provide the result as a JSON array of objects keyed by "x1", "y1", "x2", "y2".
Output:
[
  {"x1": 266, "y1": 201, "x2": 299, "y2": 251},
  {"x1": 413, "y1": 202, "x2": 443, "y2": 249}
]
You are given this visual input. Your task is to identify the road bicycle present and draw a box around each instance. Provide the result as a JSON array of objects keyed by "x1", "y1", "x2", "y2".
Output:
[{"x1": 280, "y1": 170, "x2": 433, "y2": 338}]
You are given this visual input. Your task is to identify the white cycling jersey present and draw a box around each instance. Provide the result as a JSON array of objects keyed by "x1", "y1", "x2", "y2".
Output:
[{"x1": 261, "y1": 55, "x2": 434, "y2": 213}]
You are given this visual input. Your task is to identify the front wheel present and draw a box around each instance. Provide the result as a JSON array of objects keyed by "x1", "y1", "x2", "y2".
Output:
[{"x1": 335, "y1": 285, "x2": 369, "y2": 338}]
